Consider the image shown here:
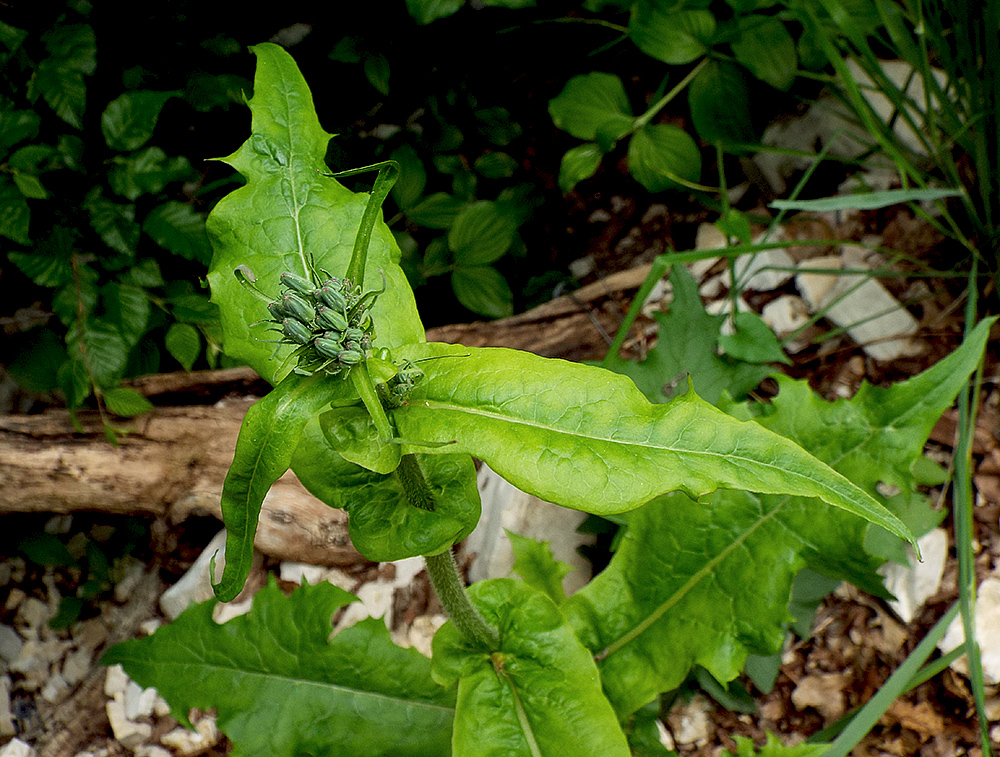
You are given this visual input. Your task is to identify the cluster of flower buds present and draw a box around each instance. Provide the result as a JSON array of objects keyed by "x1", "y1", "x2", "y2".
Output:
[
  {"x1": 264, "y1": 269, "x2": 380, "y2": 378},
  {"x1": 384, "y1": 359, "x2": 424, "y2": 408}
]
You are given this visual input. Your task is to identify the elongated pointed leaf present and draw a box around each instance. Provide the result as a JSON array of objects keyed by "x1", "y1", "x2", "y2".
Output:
[
  {"x1": 292, "y1": 415, "x2": 481, "y2": 561},
  {"x1": 564, "y1": 319, "x2": 993, "y2": 716},
  {"x1": 215, "y1": 374, "x2": 355, "y2": 600},
  {"x1": 431, "y1": 579, "x2": 630, "y2": 757},
  {"x1": 103, "y1": 580, "x2": 454, "y2": 757},
  {"x1": 391, "y1": 342, "x2": 915, "y2": 547},
  {"x1": 206, "y1": 43, "x2": 424, "y2": 385}
]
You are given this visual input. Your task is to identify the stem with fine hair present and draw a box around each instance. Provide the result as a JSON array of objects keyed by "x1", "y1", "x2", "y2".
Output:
[{"x1": 397, "y1": 454, "x2": 501, "y2": 651}]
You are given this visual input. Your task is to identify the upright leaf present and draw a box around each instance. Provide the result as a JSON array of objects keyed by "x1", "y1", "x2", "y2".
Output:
[
  {"x1": 392, "y1": 342, "x2": 915, "y2": 547},
  {"x1": 451, "y1": 266, "x2": 513, "y2": 318},
  {"x1": 432, "y1": 579, "x2": 630, "y2": 757},
  {"x1": 101, "y1": 91, "x2": 176, "y2": 152},
  {"x1": 448, "y1": 200, "x2": 517, "y2": 266},
  {"x1": 564, "y1": 320, "x2": 993, "y2": 715},
  {"x1": 0, "y1": 180, "x2": 31, "y2": 244},
  {"x1": 548, "y1": 72, "x2": 633, "y2": 142},
  {"x1": 689, "y1": 61, "x2": 755, "y2": 146},
  {"x1": 206, "y1": 43, "x2": 424, "y2": 385},
  {"x1": 630, "y1": 5, "x2": 715, "y2": 64},
  {"x1": 104, "y1": 580, "x2": 455, "y2": 757},
  {"x1": 28, "y1": 24, "x2": 94, "y2": 129},
  {"x1": 731, "y1": 16, "x2": 798, "y2": 91}
]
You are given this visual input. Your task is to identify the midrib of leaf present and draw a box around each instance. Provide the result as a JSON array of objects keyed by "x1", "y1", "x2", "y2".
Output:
[
  {"x1": 149, "y1": 658, "x2": 455, "y2": 714},
  {"x1": 497, "y1": 666, "x2": 543, "y2": 757},
  {"x1": 273, "y1": 63, "x2": 307, "y2": 275},
  {"x1": 595, "y1": 506, "x2": 785, "y2": 662}
]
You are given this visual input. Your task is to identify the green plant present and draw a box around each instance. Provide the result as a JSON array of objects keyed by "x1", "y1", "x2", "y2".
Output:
[
  {"x1": 0, "y1": 9, "x2": 240, "y2": 436},
  {"x1": 101, "y1": 44, "x2": 996, "y2": 756}
]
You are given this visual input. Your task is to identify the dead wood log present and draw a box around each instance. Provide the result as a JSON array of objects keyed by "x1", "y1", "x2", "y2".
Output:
[{"x1": 0, "y1": 264, "x2": 653, "y2": 563}]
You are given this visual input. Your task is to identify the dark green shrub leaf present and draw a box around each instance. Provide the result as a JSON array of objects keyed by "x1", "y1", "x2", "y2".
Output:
[
  {"x1": 448, "y1": 200, "x2": 517, "y2": 266},
  {"x1": 406, "y1": 0, "x2": 464, "y2": 24},
  {"x1": 109, "y1": 147, "x2": 193, "y2": 200},
  {"x1": 630, "y1": 5, "x2": 715, "y2": 64},
  {"x1": 13, "y1": 173, "x2": 47, "y2": 199},
  {"x1": 406, "y1": 192, "x2": 465, "y2": 229},
  {"x1": 558, "y1": 143, "x2": 603, "y2": 192},
  {"x1": 509, "y1": 533, "x2": 571, "y2": 606},
  {"x1": 101, "y1": 91, "x2": 176, "y2": 151},
  {"x1": 66, "y1": 317, "x2": 131, "y2": 387},
  {"x1": 8, "y1": 246, "x2": 73, "y2": 287},
  {"x1": 0, "y1": 180, "x2": 31, "y2": 244},
  {"x1": 432, "y1": 579, "x2": 630, "y2": 757},
  {"x1": 167, "y1": 291, "x2": 218, "y2": 325},
  {"x1": 627, "y1": 123, "x2": 701, "y2": 192},
  {"x1": 689, "y1": 61, "x2": 755, "y2": 146},
  {"x1": 363, "y1": 53, "x2": 390, "y2": 95},
  {"x1": 731, "y1": 16, "x2": 797, "y2": 91},
  {"x1": 165, "y1": 323, "x2": 200, "y2": 371},
  {"x1": 451, "y1": 266, "x2": 513, "y2": 318},
  {"x1": 53, "y1": 261, "x2": 98, "y2": 326},
  {"x1": 0, "y1": 107, "x2": 40, "y2": 156},
  {"x1": 85, "y1": 189, "x2": 138, "y2": 258},
  {"x1": 103, "y1": 282, "x2": 150, "y2": 347},
  {"x1": 103, "y1": 580, "x2": 455, "y2": 757},
  {"x1": 0, "y1": 21, "x2": 27, "y2": 61},
  {"x1": 423, "y1": 236, "x2": 452, "y2": 276},
  {"x1": 389, "y1": 144, "x2": 427, "y2": 210},
  {"x1": 604, "y1": 267, "x2": 768, "y2": 404},
  {"x1": 7, "y1": 329, "x2": 65, "y2": 393},
  {"x1": 102, "y1": 387, "x2": 154, "y2": 417},
  {"x1": 719, "y1": 311, "x2": 792, "y2": 365},
  {"x1": 30, "y1": 61, "x2": 87, "y2": 129},
  {"x1": 205, "y1": 44, "x2": 424, "y2": 384},
  {"x1": 548, "y1": 72, "x2": 633, "y2": 141},
  {"x1": 482, "y1": 0, "x2": 536, "y2": 6},
  {"x1": 9, "y1": 144, "x2": 57, "y2": 171},
  {"x1": 474, "y1": 151, "x2": 518, "y2": 179},
  {"x1": 475, "y1": 106, "x2": 521, "y2": 146},
  {"x1": 184, "y1": 73, "x2": 251, "y2": 111},
  {"x1": 143, "y1": 201, "x2": 211, "y2": 264},
  {"x1": 42, "y1": 23, "x2": 96, "y2": 75}
]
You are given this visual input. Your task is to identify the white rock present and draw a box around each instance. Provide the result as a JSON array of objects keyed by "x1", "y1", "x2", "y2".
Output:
[
  {"x1": 104, "y1": 663, "x2": 131, "y2": 699},
  {"x1": 279, "y1": 562, "x2": 327, "y2": 585},
  {"x1": 880, "y1": 528, "x2": 948, "y2": 623},
  {"x1": 761, "y1": 295, "x2": 811, "y2": 351},
  {"x1": 0, "y1": 739, "x2": 37, "y2": 757},
  {"x1": 41, "y1": 671, "x2": 71, "y2": 703},
  {"x1": 0, "y1": 625, "x2": 24, "y2": 663},
  {"x1": 396, "y1": 614, "x2": 447, "y2": 658},
  {"x1": 213, "y1": 595, "x2": 255, "y2": 625},
  {"x1": 0, "y1": 675, "x2": 15, "y2": 738},
  {"x1": 568, "y1": 255, "x2": 595, "y2": 279},
  {"x1": 153, "y1": 694, "x2": 172, "y2": 718},
  {"x1": 123, "y1": 680, "x2": 159, "y2": 720},
  {"x1": 135, "y1": 747, "x2": 172, "y2": 757},
  {"x1": 106, "y1": 699, "x2": 152, "y2": 750},
  {"x1": 16, "y1": 597, "x2": 51, "y2": 632},
  {"x1": 62, "y1": 646, "x2": 93, "y2": 686},
  {"x1": 694, "y1": 222, "x2": 727, "y2": 253},
  {"x1": 465, "y1": 464, "x2": 595, "y2": 596},
  {"x1": 114, "y1": 559, "x2": 149, "y2": 604},
  {"x1": 940, "y1": 576, "x2": 1000, "y2": 684},
  {"x1": 796, "y1": 252, "x2": 922, "y2": 361},
  {"x1": 722, "y1": 246, "x2": 796, "y2": 292},
  {"x1": 73, "y1": 618, "x2": 109, "y2": 651},
  {"x1": 159, "y1": 530, "x2": 227, "y2": 621},
  {"x1": 160, "y1": 718, "x2": 219, "y2": 755},
  {"x1": 336, "y1": 579, "x2": 394, "y2": 632},
  {"x1": 138, "y1": 619, "x2": 162, "y2": 637},
  {"x1": 11, "y1": 638, "x2": 69, "y2": 690},
  {"x1": 390, "y1": 557, "x2": 426, "y2": 589},
  {"x1": 665, "y1": 694, "x2": 713, "y2": 746}
]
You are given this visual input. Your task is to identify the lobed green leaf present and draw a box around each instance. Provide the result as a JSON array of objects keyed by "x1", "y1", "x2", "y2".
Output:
[
  {"x1": 104, "y1": 580, "x2": 455, "y2": 757},
  {"x1": 432, "y1": 579, "x2": 630, "y2": 757}
]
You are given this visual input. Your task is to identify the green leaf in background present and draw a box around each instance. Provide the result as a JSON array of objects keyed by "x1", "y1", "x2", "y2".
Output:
[
  {"x1": 28, "y1": 24, "x2": 95, "y2": 129},
  {"x1": 448, "y1": 200, "x2": 518, "y2": 266},
  {"x1": 407, "y1": 192, "x2": 466, "y2": 229},
  {"x1": 0, "y1": 180, "x2": 31, "y2": 244},
  {"x1": 101, "y1": 91, "x2": 176, "y2": 152},
  {"x1": 103, "y1": 580, "x2": 455, "y2": 757},
  {"x1": 451, "y1": 265, "x2": 513, "y2": 318},
  {"x1": 144, "y1": 201, "x2": 212, "y2": 264},
  {"x1": 719, "y1": 311, "x2": 792, "y2": 365},
  {"x1": 474, "y1": 151, "x2": 518, "y2": 179},
  {"x1": 630, "y1": 5, "x2": 715, "y2": 65},
  {"x1": 558, "y1": 142, "x2": 603, "y2": 193},
  {"x1": 390, "y1": 144, "x2": 427, "y2": 210},
  {"x1": 165, "y1": 323, "x2": 201, "y2": 371},
  {"x1": 13, "y1": 172, "x2": 47, "y2": 199},
  {"x1": 604, "y1": 267, "x2": 769, "y2": 404},
  {"x1": 770, "y1": 187, "x2": 964, "y2": 212},
  {"x1": 84, "y1": 189, "x2": 139, "y2": 259},
  {"x1": 103, "y1": 281, "x2": 151, "y2": 347},
  {"x1": 66, "y1": 317, "x2": 131, "y2": 388},
  {"x1": 475, "y1": 106, "x2": 521, "y2": 146},
  {"x1": 406, "y1": 0, "x2": 465, "y2": 24},
  {"x1": 215, "y1": 374, "x2": 355, "y2": 601},
  {"x1": 509, "y1": 533, "x2": 571, "y2": 606},
  {"x1": 0, "y1": 21, "x2": 27, "y2": 63},
  {"x1": 102, "y1": 387, "x2": 154, "y2": 417},
  {"x1": 689, "y1": 61, "x2": 755, "y2": 146},
  {"x1": 432, "y1": 579, "x2": 630, "y2": 757},
  {"x1": 363, "y1": 53, "x2": 390, "y2": 95},
  {"x1": 392, "y1": 342, "x2": 916, "y2": 547},
  {"x1": 0, "y1": 107, "x2": 40, "y2": 157},
  {"x1": 724, "y1": 733, "x2": 828, "y2": 756},
  {"x1": 563, "y1": 319, "x2": 992, "y2": 716},
  {"x1": 548, "y1": 72, "x2": 633, "y2": 142},
  {"x1": 731, "y1": 16, "x2": 798, "y2": 91},
  {"x1": 627, "y1": 123, "x2": 702, "y2": 192},
  {"x1": 109, "y1": 147, "x2": 193, "y2": 200},
  {"x1": 206, "y1": 44, "x2": 424, "y2": 384}
]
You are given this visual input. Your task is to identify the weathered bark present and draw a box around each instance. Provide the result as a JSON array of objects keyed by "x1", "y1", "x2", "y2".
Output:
[{"x1": 0, "y1": 264, "x2": 652, "y2": 564}]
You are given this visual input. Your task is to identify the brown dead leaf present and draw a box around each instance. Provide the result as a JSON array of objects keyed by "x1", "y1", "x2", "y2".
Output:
[
  {"x1": 790, "y1": 673, "x2": 848, "y2": 721},
  {"x1": 883, "y1": 700, "x2": 945, "y2": 740}
]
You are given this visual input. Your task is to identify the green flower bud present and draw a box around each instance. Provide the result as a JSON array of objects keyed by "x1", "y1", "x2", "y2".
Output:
[
  {"x1": 282, "y1": 293, "x2": 315, "y2": 324},
  {"x1": 314, "y1": 335, "x2": 344, "y2": 360},
  {"x1": 280, "y1": 271, "x2": 316, "y2": 295},
  {"x1": 316, "y1": 306, "x2": 349, "y2": 332},
  {"x1": 281, "y1": 318, "x2": 313, "y2": 345},
  {"x1": 317, "y1": 284, "x2": 348, "y2": 311},
  {"x1": 337, "y1": 349, "x2": 363, "y2": 365}
]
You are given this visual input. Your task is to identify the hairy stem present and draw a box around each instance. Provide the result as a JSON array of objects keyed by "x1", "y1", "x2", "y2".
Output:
[{"x1": 397, "y1": 454, "x2": 501, "y2": 650}]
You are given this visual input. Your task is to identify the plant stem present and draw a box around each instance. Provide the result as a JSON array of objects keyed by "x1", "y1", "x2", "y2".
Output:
[
  {"x1": 397, "y1": 455, "x2": 501, "y2": 651},
  {"x1": 633, "y1": 58, "x2": 709, "y2": 130}
]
